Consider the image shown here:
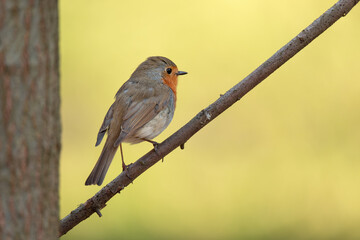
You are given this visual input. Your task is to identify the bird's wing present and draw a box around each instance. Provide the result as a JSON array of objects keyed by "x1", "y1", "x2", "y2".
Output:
[
  {"x1": 94, "y1": 79, "x2": 134, "y2": 147},
  {"x1": 95, "y1": 102, "x2": 115, "y2": 146},
  {"x1": 113, "y1": 82, "x2": 171, "y2": 147}
]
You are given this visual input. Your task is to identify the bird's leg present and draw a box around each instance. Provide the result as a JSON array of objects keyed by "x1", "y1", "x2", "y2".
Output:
[
  {"x1": 141, "y1": 138, "x2": 164, "y2": 162},
  {"x1": 143, "y1": 139, "x2": 159, "y2": 152},
  {"x1": 119, "y1": 143, "x2": 128, "y2": 171},
  {"x1": 119, "y1": 144, "x2": 133, "y2": 181}
]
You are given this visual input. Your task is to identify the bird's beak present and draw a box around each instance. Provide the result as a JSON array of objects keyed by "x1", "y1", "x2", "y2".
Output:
[{"x1": 176, "y1": 71, "x2": 188, "y2": 75}]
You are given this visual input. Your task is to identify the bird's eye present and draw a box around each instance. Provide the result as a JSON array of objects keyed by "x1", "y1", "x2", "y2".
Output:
[{"x1": 166, "y1": 68, "x2": 172, "y2": 74}]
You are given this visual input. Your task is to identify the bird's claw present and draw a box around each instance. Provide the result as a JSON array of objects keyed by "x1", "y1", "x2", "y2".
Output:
[
  {"x1": 152, "y1": 142, "x2": 159, "y2": 154},
  {"x1": 122, "y1": 162, "x2": 132, "y2": 172},
  {"x1": 151, "y1": 142, "x2": 165, "y2": 162}
]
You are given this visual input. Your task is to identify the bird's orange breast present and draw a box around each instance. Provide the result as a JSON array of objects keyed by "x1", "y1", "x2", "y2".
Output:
[{"x1": 162, "y1": 74, "x2": 178, "y2": 101}]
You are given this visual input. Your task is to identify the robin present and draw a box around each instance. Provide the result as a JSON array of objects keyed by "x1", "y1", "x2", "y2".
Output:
[{"x1": 85, "y1": 56, "x2": 187, "y2": 186}]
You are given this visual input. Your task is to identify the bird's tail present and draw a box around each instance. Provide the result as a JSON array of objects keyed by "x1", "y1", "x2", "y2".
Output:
[{"x1": 85, "y1": 140, "x2": 117, "y2": 186}]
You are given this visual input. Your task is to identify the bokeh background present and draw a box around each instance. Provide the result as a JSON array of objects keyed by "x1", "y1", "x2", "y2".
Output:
[{"x1": 60, "y1": 1, "x2": 360, "y2": 239}]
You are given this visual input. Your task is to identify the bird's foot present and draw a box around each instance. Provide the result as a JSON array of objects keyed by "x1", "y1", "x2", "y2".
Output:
[
  {"x1": 122, "y1": 162, "x2": 132, "y2": 172},
  {"x1": 122, "y1": 163, "x2": 133, "y2": 182},
  {"x1": 151, "y1": 142, "x2": 160, "y2": 154},
  {"x1": 152, "y1": 142, "x2": 164, "y2": 162},
  {"x1": 142, "y1": 138, "x2": 164, "y2": 162}
]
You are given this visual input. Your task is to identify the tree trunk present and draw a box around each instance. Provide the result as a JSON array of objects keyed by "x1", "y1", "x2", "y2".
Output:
[{"x1": 0, "y1": 1, "x2": 60, "y2": 239}]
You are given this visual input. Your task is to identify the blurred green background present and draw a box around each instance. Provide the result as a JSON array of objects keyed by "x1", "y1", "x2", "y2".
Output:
[{"x1": 60, "y1": 1, "x2": 360, "y2": 239}]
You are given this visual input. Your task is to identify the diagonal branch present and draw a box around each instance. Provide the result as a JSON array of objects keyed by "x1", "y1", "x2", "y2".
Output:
[{"x1": 59, "y1": 0, "x2": 359, "y2": 236}]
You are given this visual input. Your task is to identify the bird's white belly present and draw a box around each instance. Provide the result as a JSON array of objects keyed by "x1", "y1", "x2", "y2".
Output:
[{"x1": 135, "y1": 107, "x2": 173, "y2": 141}]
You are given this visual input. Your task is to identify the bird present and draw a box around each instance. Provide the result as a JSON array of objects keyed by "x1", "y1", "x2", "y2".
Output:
[{"x1": 85, "y1": 56, "x2": 187, "y2": 186}]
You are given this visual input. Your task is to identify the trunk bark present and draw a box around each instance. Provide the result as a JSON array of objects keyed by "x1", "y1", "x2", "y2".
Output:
[{"x1": 0, "y1": 1, "x2": 60, "y2": 239}]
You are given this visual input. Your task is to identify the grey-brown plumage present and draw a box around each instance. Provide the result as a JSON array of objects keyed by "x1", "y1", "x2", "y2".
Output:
[{"x1": 85, "y1": 56, "x2": 187, "y2": 185}]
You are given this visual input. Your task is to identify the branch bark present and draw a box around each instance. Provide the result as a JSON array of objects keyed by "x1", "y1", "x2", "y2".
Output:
[{"x1": 59, "y1": 0, "x2": 359, "y2": 236}]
